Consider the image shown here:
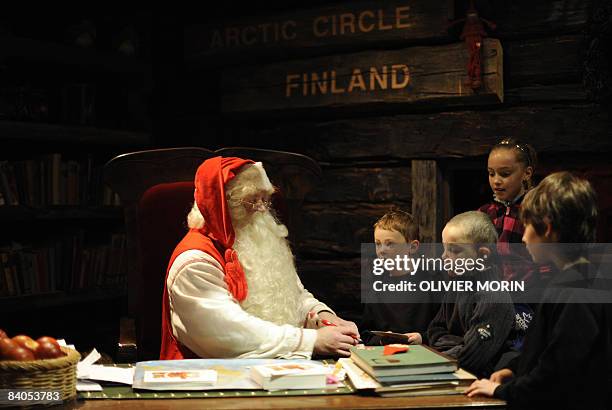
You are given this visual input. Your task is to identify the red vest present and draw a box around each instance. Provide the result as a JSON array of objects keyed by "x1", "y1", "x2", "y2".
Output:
[{"x1": 160, "y1": 229, "x2": 226, "y2": 360}]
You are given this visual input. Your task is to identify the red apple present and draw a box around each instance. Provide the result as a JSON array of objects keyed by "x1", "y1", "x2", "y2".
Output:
[
  {"x1": 3, "y1": 346, "x2": 35, "y2": 361},
  {"x1": 34, "y1": 341, "x2": 65, "y2": 359},
  {"x1": 12, "y1": 335, "x2": 39, "y2": 353},
  {"x1": 36, "y1": 336, "x2": 61, "y2": 349},
  {"x1": 0, "y1": 338, "x2": 19, "y2": 359}
]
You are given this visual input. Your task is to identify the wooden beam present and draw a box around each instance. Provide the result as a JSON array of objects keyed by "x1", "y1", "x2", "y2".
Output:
[
  {"x1": 505, "y1": 84, "x2": 587, "y2": 104},
  {"x1": 493, "y1": 0, "x2": 590, "y2": 39},
  {"x1": 221, "y1": 39, "x2": 503, "y2": 113},
  {"x1": 185, "y1": 0, "x2": 590, "y2": 67},
  {"x1": 218, "y1": 35, "x2": 584, "y2": 115},
  {"x1": 253, "y1": 104, "x2": 612, "y2": 160},
  {"x1": 504, "y1": 35, "x2": 583, "y2": 87},
  {"x1": 185, "y1": 1, "x2": 451, "y2": 65},
  {"x1": 184, "y1": 35, "x2": 587, "y2": 121},
  {"x1": 299, "y1": 203, "x2": 409, "y2": 257},
  {"x1": 411, "y1": 160, "x2": 442, "y2": 243},
  {"x1": 0, "y1": 121, "x2": 151, "y2": 146},
  {"x1": 307, "y1": 166, "x2": 411, "y2": 203}
]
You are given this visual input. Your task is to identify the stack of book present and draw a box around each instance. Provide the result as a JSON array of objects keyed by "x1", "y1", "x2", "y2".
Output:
[{"x1": 348, "y1": 345, "x2": 476, "y2": 397}]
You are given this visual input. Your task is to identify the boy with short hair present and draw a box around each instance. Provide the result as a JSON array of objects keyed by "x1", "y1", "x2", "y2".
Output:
[
  {"x1": 360, "y1": 209, "x2": 439, "y2": 345},
  {"x1": 466, "y1": 172, "x2": 612, "y2": 409},
  {"x1": 408, "y1": 211, "x2": 515, "y2": 377}
]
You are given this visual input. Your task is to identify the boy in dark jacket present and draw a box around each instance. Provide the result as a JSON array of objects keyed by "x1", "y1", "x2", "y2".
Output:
[
  {"x1": 407, "y1": 211, "x2": 515, "y2": 378},
  {"x1": 361, "y1": 209, "x2": 439, "y2": 345},
  {"x1": 466, "y1": 172, "x2": 612, "y2": 409}
]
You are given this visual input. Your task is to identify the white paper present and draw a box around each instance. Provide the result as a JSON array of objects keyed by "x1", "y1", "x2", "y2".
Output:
[
  {"x1": 76, "y1": 380, "x2": 103, "y2": 392},
  {"x1": 82, "y1": 365, "x2": 134, "y2": 385},
  {"x1": 56, "y1": 339, "x2": 76, "y2": 350},
  {"x1": 76, "y1": 348, "x2": 102, "y2": 378}
]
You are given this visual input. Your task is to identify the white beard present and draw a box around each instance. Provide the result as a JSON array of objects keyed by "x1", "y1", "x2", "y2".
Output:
[{"x1": 233, "y1": 210, "x2": 303, "y2": 327}]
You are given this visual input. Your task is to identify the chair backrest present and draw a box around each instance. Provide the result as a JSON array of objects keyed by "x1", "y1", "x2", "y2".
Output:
[{"x1": 104, "y1": 147, "x2": 321, "y2": 360}]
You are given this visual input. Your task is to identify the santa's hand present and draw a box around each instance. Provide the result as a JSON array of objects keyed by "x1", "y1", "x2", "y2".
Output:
[
  {"x1": 314, "y1": 326, "x2": 358, "y2": 357},
  {"x1": 317, "y1": 312, "x2": 360, "y2": 340}
]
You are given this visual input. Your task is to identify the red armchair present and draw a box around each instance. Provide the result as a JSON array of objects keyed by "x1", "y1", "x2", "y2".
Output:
[{"x1": 104, "y1": 147, "x2": 321, "y2": 361}]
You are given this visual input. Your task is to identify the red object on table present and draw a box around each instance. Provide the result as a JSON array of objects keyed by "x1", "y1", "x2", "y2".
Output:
[{"x1": 383, "y1": 344, "x2": 410, "y2": 355}]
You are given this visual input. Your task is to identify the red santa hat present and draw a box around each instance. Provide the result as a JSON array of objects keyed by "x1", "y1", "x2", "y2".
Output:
[{"x1": 194, "y1": 156, "x2": 273, "y2": 301}]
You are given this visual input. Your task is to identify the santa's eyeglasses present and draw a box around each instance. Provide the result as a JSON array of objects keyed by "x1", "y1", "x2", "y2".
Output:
[{"x1": 238, "y1": 198, "x2": 273, "y2": 212}]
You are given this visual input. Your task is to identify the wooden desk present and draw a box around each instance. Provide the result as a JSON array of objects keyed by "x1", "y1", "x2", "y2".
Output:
[{"x1": 60, "y1": 394, "x2": 505, "y2": 409}]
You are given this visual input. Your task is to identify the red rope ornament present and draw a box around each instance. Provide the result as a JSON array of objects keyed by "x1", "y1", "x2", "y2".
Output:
[
  {"x1": 224, "y1": 248, "x2": 248, "y2": 302},
  {"x1": 449, "y1": 1, "x2": 496, "y2": 90}
]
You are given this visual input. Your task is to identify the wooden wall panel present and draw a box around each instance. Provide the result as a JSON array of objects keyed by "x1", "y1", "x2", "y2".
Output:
[
  {"x1": 180, "y1": 0, "x2": 610, "y2": 322},
  {"x1": 411, "y1": 160, "x2": 442, "y2": 243},
  {"x1": 186, "y1": 1, "x2": 451, "y2": 65},
  {"x1": 308, "y1": 166, "x2": 411, "y2": 203},
  {"x1": 256, "y1": 104, "x2": 612, "y2": 160},
  {"x1": 299, "y1": 203, "x2": 408, "y2": 257},
  {"x1": 297, "y1": 258, "x2": 362, "y2": 316}
]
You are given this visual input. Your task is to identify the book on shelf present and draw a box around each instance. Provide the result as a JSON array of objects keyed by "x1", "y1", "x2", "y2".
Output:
[
  {"x1": 0, "y1": 161, "x2": 18, "y2": 206},
  {"x1": 0, "y1": 154, "x2": 120, "y2": 207},
  {"x1": 349, "y1": 344, "x2": 457, "y2": 378},
  {"x1": 0, "y1": 232, "x2": 127, "y2": 298},
  {"x1": 249, "y1": 362, "x2": 332, "y2": 391}
]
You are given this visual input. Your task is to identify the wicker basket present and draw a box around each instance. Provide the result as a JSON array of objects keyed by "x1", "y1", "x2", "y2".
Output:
[{"x1": 0, "y1": 347, "x2": 81, "y2": 401}]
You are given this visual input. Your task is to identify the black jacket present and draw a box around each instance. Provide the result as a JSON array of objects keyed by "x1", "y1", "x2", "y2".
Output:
[
  {"x1": 361, "y1": 271, "x2": 440, "y2": 345},
  {"x1": 427, "y1": 266, "x2": 515, "y2": 378},
  {"x1": 494, "y1": 263, "x2": 612, "y2": 409}
]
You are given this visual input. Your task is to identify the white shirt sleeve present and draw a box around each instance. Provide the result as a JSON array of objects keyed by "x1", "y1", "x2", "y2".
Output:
[{"x1": 167, "y1": 250, "x2": 317, "y2": 359}]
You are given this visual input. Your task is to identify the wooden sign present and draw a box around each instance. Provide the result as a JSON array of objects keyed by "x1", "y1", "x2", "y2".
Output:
[
  {"x1": 185, "y1": 1, "x2": 451, "y2": 64},
  {"x1": 221, "y1": 38, "x2": 503, "y2": 113}
]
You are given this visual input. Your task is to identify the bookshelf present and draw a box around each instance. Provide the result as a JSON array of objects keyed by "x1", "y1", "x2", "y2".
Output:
[
  {"x1": 0, "y1": 288, "x2": 127, "y2": 313},
  {"x1": 0, "y1": 121, "x2": 150, "y2": 146},
  {"x1": 0, "y1": 11, "x2": 152, "y2": 354},
  {"x1": 0, "y1": 36, "x2": 152, "y2": 78},
  {"x1": 0, "y1": 206, "x2": 123, "y2": 221}
]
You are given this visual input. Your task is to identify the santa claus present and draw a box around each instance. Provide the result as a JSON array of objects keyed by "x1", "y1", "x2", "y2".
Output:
[{"x1": 160, "y1": 156, "x2": 359, "y2": 360}]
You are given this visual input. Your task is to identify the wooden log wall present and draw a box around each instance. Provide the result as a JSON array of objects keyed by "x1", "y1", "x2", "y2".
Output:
[
  {"x1": 221, "y1": 39, "x2": 504, "y2": 113},
  {"x1": 182, "y1": 0, "x2": 612, "y2": 320}
]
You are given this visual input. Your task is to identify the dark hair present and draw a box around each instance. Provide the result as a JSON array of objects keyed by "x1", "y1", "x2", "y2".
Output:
[
  {"x1": 521, "y1": 172, "x2": 598, "y2": 245},
  {"x1": 490, "y1": 137, "x2": 538, "y2": 189},
  {"x1": 374, "y1": 207, "x2": 419, "y2": 242}
]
